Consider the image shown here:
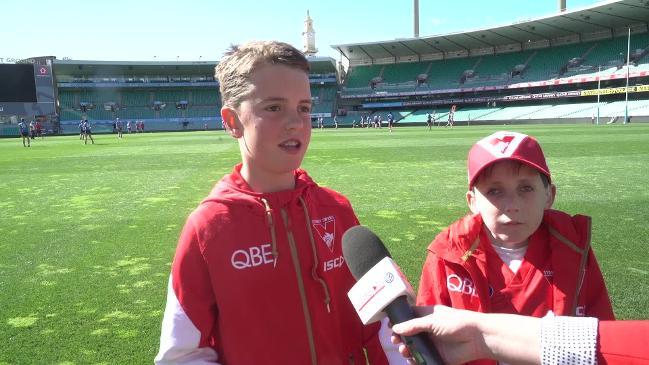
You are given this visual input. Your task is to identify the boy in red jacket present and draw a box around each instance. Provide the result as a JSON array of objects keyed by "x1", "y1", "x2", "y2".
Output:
[
  {"x1": 155, "y1": 41, "x2": 399, "y2": 365},
  {"x1": 417, "y1": 131, "x2": 614, "y2": 362}
]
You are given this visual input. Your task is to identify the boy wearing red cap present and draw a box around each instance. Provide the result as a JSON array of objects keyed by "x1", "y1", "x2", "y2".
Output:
[{"x1": 417, "y1": 131, "x2": 614, "y2": 357}]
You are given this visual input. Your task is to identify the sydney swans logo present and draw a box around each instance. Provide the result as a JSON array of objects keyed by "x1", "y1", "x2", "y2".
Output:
[{"x1": 312, "y1": 216, "x2": 336, "y2": 252}]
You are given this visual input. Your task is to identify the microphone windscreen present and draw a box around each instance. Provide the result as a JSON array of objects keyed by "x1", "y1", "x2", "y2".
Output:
[{"x1": 342, "y1": 225, "x2": 392, "y2": 280}]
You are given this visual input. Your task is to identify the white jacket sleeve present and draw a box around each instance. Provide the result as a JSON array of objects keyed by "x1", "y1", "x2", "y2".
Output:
[
  {"x1": 154, "y1": 276, "x2": 221, "y2": 365},
  {"x1": 378, "y1": 317, "x2": 410, "y2": 365}
]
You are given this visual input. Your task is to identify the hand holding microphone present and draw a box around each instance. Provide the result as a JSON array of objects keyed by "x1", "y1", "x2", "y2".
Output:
[{"x1": 342, "y1": 225, "x2": 445, "y2": 365}]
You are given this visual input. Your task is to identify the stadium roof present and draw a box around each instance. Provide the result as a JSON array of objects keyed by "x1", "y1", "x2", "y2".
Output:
[
  {"x1": 306, "y1": 56, "x2": 337, "y2": 74},
  {"x1": 53, "y1": 60, "x2": 217, "y2": 76},
  {"x1": 331, "y1": 0, "x2": 649, "y2": 62},
  {"x1": 53, "y1": 57, "x2": 337, "y2": 76}
]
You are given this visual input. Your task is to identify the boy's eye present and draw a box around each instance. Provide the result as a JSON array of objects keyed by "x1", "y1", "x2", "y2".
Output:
[
  {"x1": 266, "y1": 105, "x2": 281, "y2": 112},
  {"x1": 486, "y1": 188, "x2": 501, "y2": 196},
  {"x1": 299, "y1": 105, "x2": 312, "y2": 113},
  {"x1": 519, "y1": 185, "x2": 534, "y2": 193}
]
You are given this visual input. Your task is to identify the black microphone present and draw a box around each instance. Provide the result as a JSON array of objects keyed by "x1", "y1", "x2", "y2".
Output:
[{"x1": 342, "y1": 225, "x2": 445, "y2": 365}]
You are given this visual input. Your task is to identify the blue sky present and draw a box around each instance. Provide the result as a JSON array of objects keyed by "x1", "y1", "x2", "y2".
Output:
[{"x1": 2, "y1": 0, "x2": 602, "y2": 62}]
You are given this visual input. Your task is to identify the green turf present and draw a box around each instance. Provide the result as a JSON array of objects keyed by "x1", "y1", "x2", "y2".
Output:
[{"x1": 1, "y1": 124, "x2": 648, "y2": 364}]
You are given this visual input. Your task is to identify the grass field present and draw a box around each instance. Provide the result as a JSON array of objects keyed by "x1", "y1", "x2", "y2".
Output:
[{"x1": 1, "y1": 124, "x2": 648, "y2": 364}]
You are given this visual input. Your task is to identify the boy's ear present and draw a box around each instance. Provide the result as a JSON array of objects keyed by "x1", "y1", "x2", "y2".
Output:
[
  {"x1": 545, "y1": 184, "x2": 557, "y2": 209},
  {"x1": 466, "y1": 189, "x2": 479, "y2": 214},
  {"x1": 221, "y1": 106, "x2": 242, "y2": 138}
]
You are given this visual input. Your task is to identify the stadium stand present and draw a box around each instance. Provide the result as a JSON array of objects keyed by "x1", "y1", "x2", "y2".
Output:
[
  {"x1": 342, "y1": 33, "x2": 649, "y2": 93},
  {"x1": 344, "y1": 64, "x2": 383, "y2": 89},
  {"x1": 331, "y1": 0, "x2": 649, "y2": 126},
  {"x1": 40, "y1": 57, "x2": 339, "y2": 134},
  {"x1": 3, "y1": 1, "x2": 648, "y2": 137}
]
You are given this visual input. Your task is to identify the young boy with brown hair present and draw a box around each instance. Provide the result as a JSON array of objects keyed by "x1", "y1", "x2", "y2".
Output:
[
  {"x1": 417, "y1": 131, "x2": 614, "y2": 362},
  {"x1": 155, "y1": 41, "x2": 398, "y2": 365}
]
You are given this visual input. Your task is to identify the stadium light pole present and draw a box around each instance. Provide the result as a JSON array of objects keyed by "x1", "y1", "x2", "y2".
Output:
[
  {"x1": 597, "y1": 64, "x2": 601, "y2": 125},
  {"x1": 624, "y1": 27, "x2": 631, "y2": 124},
  {"x1": 413, "y1": 0, "x2": 419, "y2": 37}
]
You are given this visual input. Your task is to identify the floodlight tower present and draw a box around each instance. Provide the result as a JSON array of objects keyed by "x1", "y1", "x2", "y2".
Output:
[
  {"x1": 558, "y1": 0, "x2": 566, "y2": 12},
  {"x1": 414, "y1": 0, "x2": 419, "y2": 37}
]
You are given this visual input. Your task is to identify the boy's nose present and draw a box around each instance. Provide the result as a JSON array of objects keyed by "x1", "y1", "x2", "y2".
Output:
[
  {"x1": 503, "y1": 192, "x2": 521, "y2": 213},
  {"x1": 286, "y1": 113, "x2": 307, "y2": 130}
]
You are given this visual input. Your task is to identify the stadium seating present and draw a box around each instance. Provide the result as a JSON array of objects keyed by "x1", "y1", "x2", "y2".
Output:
[
  {"x1": 425, "y1": 57, "x2": 476, "y2": 89},
  {"x1": 452, "y1": 106, "x2": 502, "y2": 122},
  {"x1": 309, "y1": 84, "x2": 337, "y2": 115},
  {"x1": 186, "y1": 107, "x2": 216, "y2": 118},
  {"x1": 343, "y1": 33, "x2": 649, "y2": 95},
  {"x1": 121, "y1": 91, "x2": 151, "y2": 107},
  {"x1": 60, "y1": 109, "x2": 82, "y2": 121},
  {"x1": 472, "y1": 105, "x2": 551, "y2": 121},
  {"x1": 345, "y1": 64, "x2": 383, "y2": 88},
  {"x1": 58, "y1": 91, "x2": 76, "y2": 108},
  {"x1": 531, "y1": 103, "x2": 600, "y2": 119},
  {"x1": 126, "y1": 107, "x2": 156, "y2": 119},
  {"x1": 467, "y1": 50, "x2": 534, "y2": 86},
  {"x1": 191, "y1": 89, "x2": 220, "y2": 105},
  {"x1": 154, "y1": 90, "x2": 190, "y2": 104},
  {"x1": 569, "y1": 99, "x2": 649, "y2": 118},
  {"x1": 381, "y1": 62, "x2": 429, "y2": 84}
]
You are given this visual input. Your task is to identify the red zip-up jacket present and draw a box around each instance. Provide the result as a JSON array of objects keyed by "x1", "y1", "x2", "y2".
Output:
[
  {"x1": 417, "y1": 210, "x2": 614, "y2": 364},
  {"x1": 155, "y1": 164, "x2": 397, "y2": 365}
]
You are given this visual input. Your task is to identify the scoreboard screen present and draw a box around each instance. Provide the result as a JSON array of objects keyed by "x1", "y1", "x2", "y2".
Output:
[
  {"x1": 0, "y1": 64, "x2": 36, "y2": 102},
  {"x1": 0, "y1": 62, "x2": 56, "y2": 116}
]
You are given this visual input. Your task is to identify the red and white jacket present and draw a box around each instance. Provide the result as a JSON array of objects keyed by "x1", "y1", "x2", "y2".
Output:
[
  {"x1": 417, "y1": 210, "x2": 615, "y2": 364},
  {"x1": 598, "y1": 320, "x2": 649, "y2": 364},
  {"x1": 155, "y1": 164, "x2": 399, "y2": 365}
]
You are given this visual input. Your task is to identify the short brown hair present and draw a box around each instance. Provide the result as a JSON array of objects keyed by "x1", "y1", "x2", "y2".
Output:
[{"x1": 214, "y1": 41, "x2": 310, "y2": 108}]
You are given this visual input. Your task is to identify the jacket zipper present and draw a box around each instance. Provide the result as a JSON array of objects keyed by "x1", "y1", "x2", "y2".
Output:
[{"x1": 281, "y1": 208, "x2": 318, "y2": 365}]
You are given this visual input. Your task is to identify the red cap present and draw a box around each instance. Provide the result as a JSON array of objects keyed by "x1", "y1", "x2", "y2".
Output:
[{"x1": 467, "y1": 131, "x2": 550, "y2": 188}]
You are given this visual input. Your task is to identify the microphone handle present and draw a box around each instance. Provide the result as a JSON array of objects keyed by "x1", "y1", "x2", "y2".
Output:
[{"x1": 384, "y1": 296, "x2": 445, "y2": 365}]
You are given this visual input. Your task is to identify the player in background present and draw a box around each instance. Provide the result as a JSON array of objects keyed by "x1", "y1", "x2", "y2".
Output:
[
  {"x1": 28, "y1": 120, "x2": 36, "y2": 140},
  {"x1": 35, "y1": 120, "x2": 43, "y2": 139},
  {"x1": 115, "y1": 118, "x2": 123, "y2": 139},
  {"x1": 82, "y1": 119, "x2": 95, "y2": 145},
  {"x1": 445, "y1": 105, "x2": 456, "y2": 127},
  {"x1": 387, "y1": 112, "x2": 394, "y2": 132},
  {"x1": 79, "y1": 119, "x2": 85, "y2": 139},
  {"x1": 18, "y1": 118, "x2": 30, "y2": 147}
]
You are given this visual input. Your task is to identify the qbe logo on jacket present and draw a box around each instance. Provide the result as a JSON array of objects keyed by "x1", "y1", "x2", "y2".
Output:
[
  {"x1": 231, "y1": 244, "x2": 276, "y2": 270},
  {"x1": 446, "y1": 274, "x2": 478, "y2": 297}
]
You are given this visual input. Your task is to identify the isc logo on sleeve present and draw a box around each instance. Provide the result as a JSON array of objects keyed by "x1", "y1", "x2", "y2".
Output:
[{"x1": 323, "y1": 256, "x2": 345, "y2": 272}]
